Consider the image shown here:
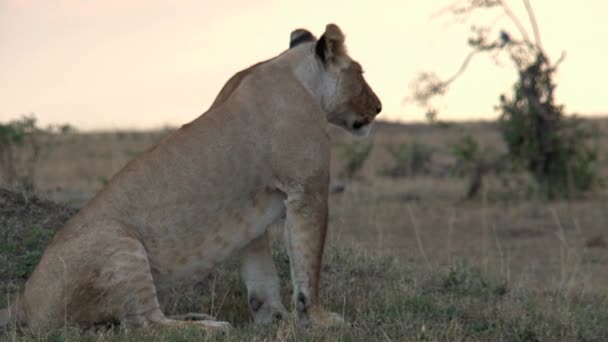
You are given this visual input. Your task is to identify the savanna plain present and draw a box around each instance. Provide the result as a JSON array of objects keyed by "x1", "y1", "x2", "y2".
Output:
[{"x1": 1, "y1": 119, "x2": 608, "y2": 341}]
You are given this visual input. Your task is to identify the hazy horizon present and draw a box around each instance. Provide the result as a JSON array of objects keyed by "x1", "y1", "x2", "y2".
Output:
[{"x1": 1, "y1": 0, "x2": 607, "y2": 130}]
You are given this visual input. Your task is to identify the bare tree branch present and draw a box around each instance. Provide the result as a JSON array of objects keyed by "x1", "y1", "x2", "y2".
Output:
[
  {"x1": 552, "y1": 51, "x2": 567, "y2": 69},
  {"x1": 408, "y1": 0, "x2": 559, "y2": 117},
  {"x1": 433, "y1": 0, "x2": 501, "y2": 22},
  {"x1": 431, "y1": 0, "x2": 464, "y2": 19},
  {"x1": 496, "y1": 0, "x2": 533, "y2": 46},
  {"x1": 444, "y1": 50, "x2": 479, "y2": 85},
  {"x1": 522, "y1": 0, "x2": 542, "y2": 50}
]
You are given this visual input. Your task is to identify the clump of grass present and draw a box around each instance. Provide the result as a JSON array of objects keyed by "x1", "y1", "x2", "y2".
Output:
[{"x1": 432, "y1": 262, "x2": 508, "y2": 298}]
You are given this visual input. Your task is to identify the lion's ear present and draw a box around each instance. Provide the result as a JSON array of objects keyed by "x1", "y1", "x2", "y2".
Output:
[
  {"x1": 315, "y1": 23, "x2": 346, "y2": 65},
  {"x1": 289, "y1": 29, "x2": 315, "y2": 48}
]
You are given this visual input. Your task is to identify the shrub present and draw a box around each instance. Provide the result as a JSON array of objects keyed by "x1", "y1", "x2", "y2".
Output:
[
  {"x1": 0, "y1": 115, "x2": 74, "y2": 192},
  {"x1": 382, "y1": 142, "x2": 433, "y2": 178},
  {"x1": 498, "y1": 54, "x2": 600, "y2": 199},
  {"x1": 0, "y1": 115, "x2": 41, "y2": 191},
  {"x1": 339, "y1": 141, "x2": 373, "y2": 179}
]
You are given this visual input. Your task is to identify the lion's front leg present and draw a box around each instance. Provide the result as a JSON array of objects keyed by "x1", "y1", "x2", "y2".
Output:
[{"x1": 283, "y1": 187, "x2": 344, "y2": 327}]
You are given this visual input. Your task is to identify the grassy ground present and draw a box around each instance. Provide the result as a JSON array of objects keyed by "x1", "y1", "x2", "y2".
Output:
[
  {"x1": 1, "y1": 196, "x2": 606, "y2": 341},
  {"x1": 2, "y1": 119, "x2": 608, "y2": 340},
  {"x1": 2, "y1": 235, "x2": 607, "y2": 340}
]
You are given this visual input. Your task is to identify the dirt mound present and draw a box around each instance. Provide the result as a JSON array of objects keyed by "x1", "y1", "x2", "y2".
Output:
[
  {"x1": 0, "y1": 189, "x2": 76, "y2": 234},
  {"x1": 0, "y1": 188, "x2": 77, "y2": 295}
]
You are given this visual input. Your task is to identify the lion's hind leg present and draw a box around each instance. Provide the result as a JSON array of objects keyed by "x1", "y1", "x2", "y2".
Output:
[{"x1": 96, "y1": 223, "x2": 230, "y2": 331}]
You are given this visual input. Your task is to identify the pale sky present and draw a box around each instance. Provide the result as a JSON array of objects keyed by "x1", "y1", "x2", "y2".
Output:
[{"x1": 1, "y1": 0, "x2": 607, "y2": 130}]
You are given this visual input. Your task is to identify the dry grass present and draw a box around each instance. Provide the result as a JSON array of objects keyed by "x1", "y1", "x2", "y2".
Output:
[
  {"x1": 2, "y1": 245, "x2": 607, "y2": 341},
  {"x1": 2, "y1": 118, "x2": 608, "y2": 340}
]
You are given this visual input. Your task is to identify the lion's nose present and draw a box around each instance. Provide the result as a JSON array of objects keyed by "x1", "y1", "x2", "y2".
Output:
[{"x1": 376, "y1": 104, "x2": 382, "y2": 114}]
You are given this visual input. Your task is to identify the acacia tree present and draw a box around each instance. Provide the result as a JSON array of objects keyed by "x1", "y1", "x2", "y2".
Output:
[{"x1": 410, "y1": 0, "x2": 599, "y2": 199}]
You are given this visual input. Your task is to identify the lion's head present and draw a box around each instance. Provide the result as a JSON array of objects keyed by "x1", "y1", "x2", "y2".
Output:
[{"x1": 314, "y1": 24, "x2": 382, "y2": 136}]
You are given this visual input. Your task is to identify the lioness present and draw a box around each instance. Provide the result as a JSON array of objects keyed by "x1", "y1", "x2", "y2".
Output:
[{"x1": 0, "y1": 23, "x2": 381, "y2": 331}]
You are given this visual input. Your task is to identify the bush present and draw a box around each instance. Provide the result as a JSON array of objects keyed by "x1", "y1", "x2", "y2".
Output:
[
  {"x1": 382, "y1": 142, "x2": 433, "y2": 178},
  {"x1": 0, "y1": 115, "x2": 42, "y2": 191},
  {"x1": 0, "y1": 115, "x2": 73, "y2": 192},
  {"x1": 339, "y1": 141, "x2": 373, "y2": 179},
  {"x1": 449, "y1": 135, "x2": 487, "y2": 199},
  {"x1": 498, "y1": 54, "x2": 600, "y2": 199},
  {"x1": 450, "y1": 135, "x2": 481, "y2": 177}
]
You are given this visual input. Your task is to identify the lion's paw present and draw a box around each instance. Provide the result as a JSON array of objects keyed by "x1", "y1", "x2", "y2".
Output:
[{"x1": 252, "y1": 301, "x2": 289, "y2": 325}]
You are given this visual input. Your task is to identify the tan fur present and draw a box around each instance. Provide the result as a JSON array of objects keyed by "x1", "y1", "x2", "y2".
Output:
[
  {"x1": 209, "y1": 60, "x2": 267, "y2": 110},
  {"x1": 321, "y1": 24, "x2": 346, "y2": 63},
  {"x1": 0, "y1": 24, "x2": 381, "y2": 331}
]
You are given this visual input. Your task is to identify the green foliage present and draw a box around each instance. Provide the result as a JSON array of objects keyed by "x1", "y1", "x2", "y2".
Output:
[
  {"x1": 0, "y1": 225, "x2": 54, "y2": 279},
  {"x1": 57, "y1": 124, "x2": 76, "y2": 135},
  {"x1": 382, "y1": 142, "x2": 432, "y2": 178},
  {"x1": 0, "y1": 115, "x2": 74, "y2": 192},
  {"x1": 450, "y1": 135, "x2": 506, "y2": 199},
  {"x1": 0, "y1": 116, "x2": 37, "y2": 146},
  {"x1": 425, "y1": 109, "x2": 438, "y2": 124},
  {"x1": 498, "y1": 54, "x2": 600, "y2": 199},
  {"x1": 0, "y1": 115, "x2": 41, "y2": 191},
  {"x1": 450, "y1": 135, "x2": 482, "y2": 177},
  {"x1": 339, "y1": 141, "x2": 373, "y2": 179}
]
